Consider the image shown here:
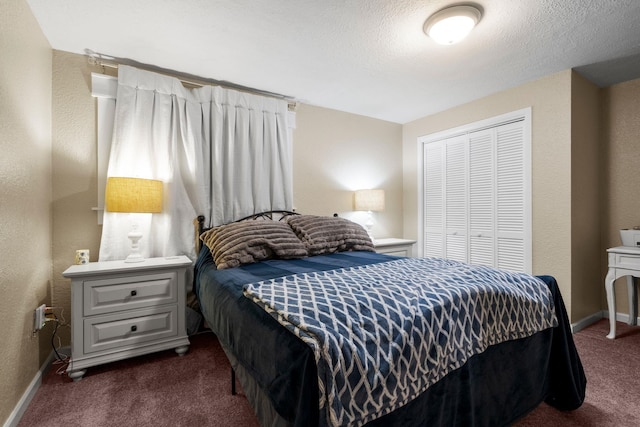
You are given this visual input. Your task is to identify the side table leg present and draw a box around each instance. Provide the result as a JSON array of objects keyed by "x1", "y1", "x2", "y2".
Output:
[
  {"x1": 606, "y1": 269, "x2": 617, "y2": 339},
  {"x1": 175, "y1": 345, "x2": 189, "y2": 356},
  {"x1": 628, "y1": 276, "x2": 638, "y2": 326},
  {"x1": 68, "y1": 369, "x2": 87, "y2": 382}
]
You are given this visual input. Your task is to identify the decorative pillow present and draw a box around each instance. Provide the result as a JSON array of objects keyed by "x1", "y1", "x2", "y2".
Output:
[
  {"x1": 286, "y1": 215, "x2": 374, "y2": 256},
  {"x1": 200, "y1": 221, "x2": 308, "y2": 269}
]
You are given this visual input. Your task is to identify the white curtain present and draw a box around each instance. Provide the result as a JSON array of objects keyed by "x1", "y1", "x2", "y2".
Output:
[
  {"x1": 99, "y1": 66, "x2": 293, "y2": 261},
  {"x1": 205, "y1": 86, "x2": 293, "y2": 225}
]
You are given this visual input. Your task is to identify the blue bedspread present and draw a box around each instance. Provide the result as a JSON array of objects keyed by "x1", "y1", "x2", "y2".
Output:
[
  {"x1": 244, "y1": 257, "x2": 558, "y2": 427},
  {"x1": 194, "y1": 248, "x2": 586, "y2": 427}
]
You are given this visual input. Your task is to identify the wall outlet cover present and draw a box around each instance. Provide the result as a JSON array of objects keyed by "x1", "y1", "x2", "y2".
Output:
[{"x1": 33, "y1": 304, "x2": 46, "y2": 331}]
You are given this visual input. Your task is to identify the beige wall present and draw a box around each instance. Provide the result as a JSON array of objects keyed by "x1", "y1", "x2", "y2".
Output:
[
  {"x1": 293, "y1": 103, "x2": 404, "y2": 238},
  {"x1": 0, "y1": 0, "x2": 52, "y2": 424},
  {"x1": 51, "y1": 50, "x2": 109, "y2": 346},
  {"x1": 403, "y1": 71, "x2": 575, "y2": 314},
  {"x1": 570, "y1": 72, "x2": 602, "y2": 321},
  {"x1": 601, "y1": 78, "x2": 640, "y2": 315}
]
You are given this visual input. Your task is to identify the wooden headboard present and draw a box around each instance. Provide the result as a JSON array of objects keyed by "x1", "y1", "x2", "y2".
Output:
[{"x1": 194, "y1": 210, "x2": 299, "y2": 254}]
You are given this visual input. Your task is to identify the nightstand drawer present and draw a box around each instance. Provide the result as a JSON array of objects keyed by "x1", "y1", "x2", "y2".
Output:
[
  {"x1": 374, "y1": 238, "x2": 416, "y2": 257},
  {"x1": 378, "y1": 248, "x2": 411, "y2": 257},
  {"x1": 613, "y1": 253, "x2": 640, "y2": 271},
  {"x1": 84, "y1": 272, "x2": 177, "y2": 316},
  {"x1": 84, "y1": 306, "x2": 178, "y2": 354}
]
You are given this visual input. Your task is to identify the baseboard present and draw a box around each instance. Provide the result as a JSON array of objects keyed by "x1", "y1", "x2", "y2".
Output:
[
  {"x1": 569, "y1": 309, "x2": 640, "y2": 334},
  {"x1": 3, "y1": 347, "x2": 70, "y2": 427},
  {"x1": 571, "y1": 311, "x2": 604, "y2": 333},
  {"x1": 603, "y1": 310, "x2": 640, "y2": 325}
]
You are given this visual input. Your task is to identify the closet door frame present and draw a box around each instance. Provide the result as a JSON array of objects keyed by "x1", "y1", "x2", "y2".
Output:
[{"x1": 416, "y1": 108, "x2": 532, "y2": 273}]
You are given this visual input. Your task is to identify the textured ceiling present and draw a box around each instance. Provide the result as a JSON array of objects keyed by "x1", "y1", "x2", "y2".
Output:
[{"x1": 26, "y1": 0, "x2": 640, "y2": 124}]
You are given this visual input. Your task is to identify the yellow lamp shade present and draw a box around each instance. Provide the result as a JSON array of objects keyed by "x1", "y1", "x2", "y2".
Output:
[
  {"x1": 105, "y1": 177, "x2": 163, "y2": 213},
  {"x1": 354, "y1": 189, "x2": 385, "y2": 212}
]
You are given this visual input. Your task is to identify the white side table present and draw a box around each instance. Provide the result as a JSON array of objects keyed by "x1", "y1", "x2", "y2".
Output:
[
  {"x1": 63, "y1": 255, "x2": 192, "y2": 380},
  {"x1": 605, "y1": 246, "x2": 640, "y2": 339},
  {"x1": 374, "y1": 238, "x2": 416, "y2": 257}
]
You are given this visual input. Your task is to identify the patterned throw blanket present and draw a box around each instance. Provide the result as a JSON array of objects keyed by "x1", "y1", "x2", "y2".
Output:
[{"x1": 243, "y1": 257, "x2": 558, "y2": 427}]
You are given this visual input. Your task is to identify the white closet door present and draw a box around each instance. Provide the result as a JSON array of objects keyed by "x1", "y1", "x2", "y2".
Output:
[
  {"x1": 420, "y1": 109, "x2": 530, "y2": 272},
  {"x1": 424, "y1": 141, "x2": 445, "y2": 258},
  {"x1": 495, "y1": 122, "x2": 525, "y2": 272},
  {"x1": 468, "y1": 129, "x2": 495, "y2": 267},
  {"x1": 445, "y1": 136, "x2": 467, "y2": 263}
]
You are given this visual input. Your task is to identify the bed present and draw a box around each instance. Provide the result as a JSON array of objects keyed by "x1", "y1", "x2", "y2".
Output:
[{"x1": 193, "y1": 212, "x2": 586, "y2": 427}]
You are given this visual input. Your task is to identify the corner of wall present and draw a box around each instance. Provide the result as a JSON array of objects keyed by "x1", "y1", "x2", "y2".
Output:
[
  {"x1": 0, "y1": 0, "x2": 53, "y2": 424},
  {"x1": 569, "y1": 71, "x2": 602, "y2": 321},
  {"x1": 599, "y1": 77, "x2": 640, "y2": 317},
  {"x1": 51, "y1": 50, "x2": 104, "y2": 348}
]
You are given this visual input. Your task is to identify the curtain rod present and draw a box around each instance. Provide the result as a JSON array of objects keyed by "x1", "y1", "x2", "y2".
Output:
[{"x1": 87, "y1": 54, "x2": 299, "y2": 110}]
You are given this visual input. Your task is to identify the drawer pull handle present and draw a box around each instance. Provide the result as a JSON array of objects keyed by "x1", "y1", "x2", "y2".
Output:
[
  {"x1": 131, "y1": 290, "x2": 137, "y2": 297},
  {"x1": 131, "y1": 325, "x2": 137, "y2": 332}
]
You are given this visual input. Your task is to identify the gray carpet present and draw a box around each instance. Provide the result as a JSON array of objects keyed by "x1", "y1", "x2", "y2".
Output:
[
  {"x1": 19, "y1": 331, "x2": 259, "y2": 427},
  {"x1": 18, "y1": 319, "x2": 640, "y2": 426},
  {"x1": 515, "y1": 319, "x2": 640, "y2": 426}
]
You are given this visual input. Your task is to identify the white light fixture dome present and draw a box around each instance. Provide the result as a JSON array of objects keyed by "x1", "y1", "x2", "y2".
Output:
[{"x1": 424, "y1": 5, "x2": 482, "y2": 45}]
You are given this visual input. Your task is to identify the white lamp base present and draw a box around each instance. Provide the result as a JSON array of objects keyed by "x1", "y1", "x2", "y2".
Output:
[
  {"x1": 125, "y1": 253, "x2": 145, "y2": 263},
  {"x1": 125, "y1": 229, "x2": 145, "y2": 263},
  {"x1": 365, "y1": 211, "x2": 376, "y2": 243}
]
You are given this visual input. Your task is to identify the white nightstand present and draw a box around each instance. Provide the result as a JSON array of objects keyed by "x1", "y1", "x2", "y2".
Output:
[
  {"x1": 605, "y1": 246, "x2": 640, "y2": 339},
  {"x1": 62, "y1": 255, "x2": 192, "y2": 381},
  {"x1": 374, "y1": 238, "x2": 416, "y2": 257}
]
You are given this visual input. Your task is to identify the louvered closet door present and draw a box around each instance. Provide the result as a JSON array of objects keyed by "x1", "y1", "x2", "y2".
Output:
[
  {"x1": 421, "y1": 112, "x2": 530, "y2": 272},
  {"x1": 423, "y1": 141, "x2": 445, "y2": 258},
  {"x1": 445, "y1": 136, "x2": 467, "y2": 263},
  {"x1": 468, "y1": 129, "x2": 495, "y2": 267},
  {"x1": 495, "y1": 122, "x2": 526, "y2": 271}
]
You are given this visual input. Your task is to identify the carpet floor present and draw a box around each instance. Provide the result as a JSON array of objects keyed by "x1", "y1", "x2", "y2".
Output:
[
  {"x1": 514, "y1": 319, "x2": 640, "y2": 427},
  {"x1": 18, "y1": 319, "x2": 640, "y2": 426},
  {"x1": 18, "y1": 331, "x2": 260, "y2": 427}
]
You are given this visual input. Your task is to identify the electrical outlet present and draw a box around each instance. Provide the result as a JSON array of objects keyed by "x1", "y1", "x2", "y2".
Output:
[{"x1": 33, "y1": 304, "x2": 46, "y2": 331}]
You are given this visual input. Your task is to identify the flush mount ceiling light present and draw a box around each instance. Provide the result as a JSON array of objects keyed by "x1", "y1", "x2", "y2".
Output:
[{"x1": 424, "y1": 4, "x2": 482, "y2": 45}]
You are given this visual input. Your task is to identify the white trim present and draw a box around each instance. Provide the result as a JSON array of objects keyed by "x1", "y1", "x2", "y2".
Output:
[
  {"x1": 287, "y1": 110, "x2": 296, "y2": 130},
  {"x1": 91, "y1": 73, "x2": 117, "y2": 225},
  {"x1": 2, "y1": 347, "x2": 69, "y2": 427},
  {"x1": 416, "y1": 108, "x2": 532, "y2": 272},
  {"x1": 91, "y1": 73, "x2": 117, "y2": 99},
  {"x1": 570, "y1": 311, "x2": 604, "y2": 333},
  {"x1": 570, "y1": 310, "x2": 640, "y2": 334},
  {"x1": 604, "y1": 310, "x2": 640, "y2": 325},
  {"x1": 95, "y1": 97, "x2": 115, "y2": 224},
  {"x1": 417, "y1": 108, "x2": 530, "y2": 145},
  {"x1": 521, "y1": 111, "x2": 532, "y2": 273}
]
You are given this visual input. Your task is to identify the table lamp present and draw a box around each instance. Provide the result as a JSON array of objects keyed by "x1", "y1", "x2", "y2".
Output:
[
  {"x1": 105, "y1": 177, "x2": 163, "y2": 262},
  {"x1": 354, "y1": 189, "x2": 385, "y2": 241}
]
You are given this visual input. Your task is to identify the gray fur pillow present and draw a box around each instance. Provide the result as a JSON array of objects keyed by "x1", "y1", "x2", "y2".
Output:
[
  {"x1": 200, "y1": 221, "x2": 307, "y2": 269},
  {"x1": 286, "y1": 215, "x2": 374, "y2": 256}
]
